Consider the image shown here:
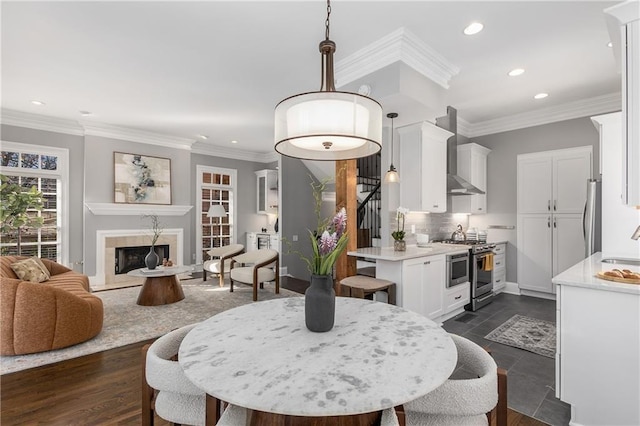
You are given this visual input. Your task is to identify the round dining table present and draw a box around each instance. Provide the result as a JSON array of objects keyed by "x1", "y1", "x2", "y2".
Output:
[{"x1": 179, "y1": 296, "x2": 457, "y2": 425}]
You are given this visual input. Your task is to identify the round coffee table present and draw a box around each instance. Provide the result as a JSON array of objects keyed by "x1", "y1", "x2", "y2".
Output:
[{"x1": 127, "y1": 265, "x2": 191, "y2": 306}]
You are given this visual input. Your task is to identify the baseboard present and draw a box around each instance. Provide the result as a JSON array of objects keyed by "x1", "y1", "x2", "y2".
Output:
[
  {"x1": 520, "y1": 288, "x2": 557, "y2": 300},
  {"x1": 501, "y1": 281, "x2": 521, "y2": 295}
]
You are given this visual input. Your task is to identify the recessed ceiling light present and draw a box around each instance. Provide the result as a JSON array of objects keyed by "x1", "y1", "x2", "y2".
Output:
[
  {"x1": 463, "y1": 22, "x2": 484, "y2": 36},
  {"x1": 198, "y1": 134, "x2": 209, "y2": 140},
  {"x1": 508, "y1": 68, "x2": 525, "y2": 77},
  {"x1": 79, "y1": 111, "x2": 93, "y2": 117},
  {"x1": 607, "y1": 41, "x2": 613, "y2": 48},
  {"x1": 31, "y1": 100, "x2": 45, "y2": 106},
  {"x1": 231, "y1": 140, "x2": 238, "y2": 144},
  {"x1": 534, "y1": 93, "x2": 549, "y2": 99}
]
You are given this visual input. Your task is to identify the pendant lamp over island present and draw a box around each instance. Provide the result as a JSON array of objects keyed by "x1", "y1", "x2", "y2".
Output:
[
  {"x1": 384, "y1": 112, "x2": 400, "y2": 183},
  {"x1": 274, "y1": 0, "x2": 383, "y2": 161}
]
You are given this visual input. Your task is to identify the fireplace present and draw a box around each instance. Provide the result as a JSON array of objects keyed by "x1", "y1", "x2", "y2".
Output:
[
  {"x1": 94, "y1": 228, "x2": 184, "y2": 287},
  {"x1": 115, "y1": 245, "x2": 169, "y2": 274}
]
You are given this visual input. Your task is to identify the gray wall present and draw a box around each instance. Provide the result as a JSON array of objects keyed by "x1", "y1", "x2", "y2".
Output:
[
  {"x1": 82, "y1": 135, "x2": 193, "y2": 275},
  {"x1": 190, "y1": 153, "x2": 276, "y2": 257},
  {"x1": 1, "y1": 124, "x2": 85, "y2": 270},
  {"x1": 467, "y1": 116, "x2": 602, "y2": 283},
  {"x1": 280, "y1": 156, "x2": 319, "y2": 279}
]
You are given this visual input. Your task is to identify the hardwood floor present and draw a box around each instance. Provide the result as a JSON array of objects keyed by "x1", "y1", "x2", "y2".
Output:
[{"x1": 0, "y1": 276, "x2": 548, "y2": 425}]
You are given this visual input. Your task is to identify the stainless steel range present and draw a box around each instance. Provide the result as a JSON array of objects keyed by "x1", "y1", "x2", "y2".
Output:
[{"x1": 435, "y1": 240, "x2": 496, "y2": 311}]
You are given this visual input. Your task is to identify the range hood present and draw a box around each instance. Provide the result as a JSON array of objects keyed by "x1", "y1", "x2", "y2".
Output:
[{"x1": 436, "y1": 106, "x2": 485, "y2": 196}]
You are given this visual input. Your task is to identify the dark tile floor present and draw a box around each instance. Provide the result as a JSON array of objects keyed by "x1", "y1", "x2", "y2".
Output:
[{"x1": 442, "y1": 293, "x2": 571, "y2": 426}]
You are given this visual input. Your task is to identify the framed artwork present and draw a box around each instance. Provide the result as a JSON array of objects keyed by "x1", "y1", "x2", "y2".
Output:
[{"x1": 114, "y1": 152, "x2": 172, "y2": 205}]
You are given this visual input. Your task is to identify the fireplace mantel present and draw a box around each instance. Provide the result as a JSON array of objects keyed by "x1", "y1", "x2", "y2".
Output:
[{"x1": 85, "y1": 203, "x2": 192, "y2": 216}]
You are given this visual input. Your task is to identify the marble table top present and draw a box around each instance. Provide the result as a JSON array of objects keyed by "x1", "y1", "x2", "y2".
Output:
[{"x1": 179, "y1": 296, "x2": 457, "y2": 417}]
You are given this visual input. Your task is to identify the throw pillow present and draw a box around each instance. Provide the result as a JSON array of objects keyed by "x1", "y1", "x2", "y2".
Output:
[{"x1": 10, "y1": 257, "x2": 51, "y2": 283}]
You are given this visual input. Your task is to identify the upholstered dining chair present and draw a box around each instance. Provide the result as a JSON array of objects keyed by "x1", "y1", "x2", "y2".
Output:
[
  {"x1": 229, "y1": 248, "x2": 279, "y2": 301},
  {"x1": 142, "y1": 323, "x2": 247, "y2": 426},
  {"x1": 403, "y1": 334, "x2": 508, "y2": 426},
  {"x1": 203, "y1": 244, "x2": 244, "y2": 287}
]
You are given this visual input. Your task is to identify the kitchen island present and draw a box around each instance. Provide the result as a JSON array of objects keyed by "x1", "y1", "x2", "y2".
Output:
[
  {"x1": 553, "y1": 252, "x2": 640, "y2": 426},
  {"x1": 348, "y1": 243, "x2": 471, "y2": 323}
]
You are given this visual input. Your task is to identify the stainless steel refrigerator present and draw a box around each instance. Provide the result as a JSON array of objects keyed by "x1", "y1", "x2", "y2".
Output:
[{"x1": 584, "y1": 179, "x2": 602, "y2": 257}]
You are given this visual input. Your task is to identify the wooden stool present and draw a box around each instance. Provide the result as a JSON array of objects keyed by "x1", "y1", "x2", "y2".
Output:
[{"x1": 340, "y1": 275, "x2": 397, "y2": 305}]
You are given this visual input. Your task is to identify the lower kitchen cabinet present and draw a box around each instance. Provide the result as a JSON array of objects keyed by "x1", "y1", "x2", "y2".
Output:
[
  {"x1": 492, "y1": 243, "x2": 506, "y2": 293},
  {"x1": 443, "y1": 282, "x2": 470, "y2": 314},
  {"x1": 402, "y1": 256, "x2": 445, "y2": 319},
  {"x1": 517, "y1": 213, "x2": 584, "y2": 295}
]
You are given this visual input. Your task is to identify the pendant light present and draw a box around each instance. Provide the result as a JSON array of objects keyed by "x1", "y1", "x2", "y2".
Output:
[
  {"x1": 384, "y1": 112, "x2": 400, "y2": 183},
  {"x1": 274, "y1": 0, "x2": 383, "y2": 161}
]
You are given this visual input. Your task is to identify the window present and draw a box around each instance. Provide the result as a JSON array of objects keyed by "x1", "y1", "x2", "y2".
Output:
[
  {"x1": 196, "y1": 166, "x2": 236, "y2": 264},
  {"x1": 0, "y1": 142, "x2": 68, "y2": 263}
]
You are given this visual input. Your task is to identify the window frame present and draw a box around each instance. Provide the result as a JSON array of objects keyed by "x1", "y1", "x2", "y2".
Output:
[
  {"x1": 0, "y1": 141, "x2": 69, "y2": 265},
  {"x1": 195, "y1": 165, "x2": 237, "y2": 265}
]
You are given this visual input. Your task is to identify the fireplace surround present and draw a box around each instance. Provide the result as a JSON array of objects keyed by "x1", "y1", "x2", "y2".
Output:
[{"x1": 94, "y1": 228, "x2": 184, "y2": 287}]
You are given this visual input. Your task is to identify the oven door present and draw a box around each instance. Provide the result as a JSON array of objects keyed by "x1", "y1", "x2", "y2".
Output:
[
  {"x1": 472, "y1": 252, "x2": 493, "y2": 297},
  {"x1": 447, "y1": 252, "x2": 470, "y2": 287}
]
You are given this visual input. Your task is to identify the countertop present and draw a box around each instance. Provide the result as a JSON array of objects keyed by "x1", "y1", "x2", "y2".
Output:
[
  {"x1": 348, "y1": 243, "x2": 471, "y2": 261},
  {"x1": 552, "y1": 252, "x2": 640, "y2": 295}
]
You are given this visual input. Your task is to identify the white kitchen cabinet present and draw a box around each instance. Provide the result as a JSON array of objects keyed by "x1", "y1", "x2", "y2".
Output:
[
  {"x1": 443, "y1": 282, "x2": 470, "y2": 314},
  {"x1": 256, "y1": 169, "x2": 278, "y2": 215},
  {"x1": 517, "y1": 214, "x2": 553, "y2": 293},
  {"x1": 452, "y1": 143, "x2": 491, "y2": 214},
  {"x1": 592, "y1": 112, "x2": 640, "y2": 258},
  {"x1": 517, "y1": 147, "x2": 592, "y2": 214},
  {"x1": 517, "y1": 213, "x2": 585, "y2": 294},
  {"x1": 398, "y1": 122, "x2": 453, "y2": 213},
  {"x1": 605, "y1": 2, "x2": 640, "y2": 206},
  {"x1": 246, "y1": 232, "x2": 279, "y2": 252},
  {"x1": 492, "y1": 243, "x2": 506, "y2": 293},
  {"x1": 517, "y1": 147, "x2": 592, "y2": 295},
  {"x1": 401, "y1": 255, "x2": 445, "y2": 319}
]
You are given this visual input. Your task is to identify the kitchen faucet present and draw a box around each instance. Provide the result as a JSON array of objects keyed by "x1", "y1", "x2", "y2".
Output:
[{"x1": 632, "y1": 225, "x2": 640, "y2": 240}]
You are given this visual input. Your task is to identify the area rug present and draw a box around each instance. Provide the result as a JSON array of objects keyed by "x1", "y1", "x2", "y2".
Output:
[
  {"x1": 484, "y1": 314, "x2": 556, "y2": 358},
  {"x1": 0, "y1": 280, "x2": 298, "y2": 375}
]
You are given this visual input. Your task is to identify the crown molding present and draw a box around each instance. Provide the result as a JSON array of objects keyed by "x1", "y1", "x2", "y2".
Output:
[
  {"x1": 1, "y1": 109, "x2": 84, "y2": 136},
  {"x1": 335, "y1": 27, "x2": 459, "y2": 90},
  {"x1": 82, "y1": 123, "x2": 194, "y2": 150},
  {"x1": 460, "y1": 92, "x2": 622, "y2": 138},
  {"x1": 191, "y1": 141, "x2": 279, "y2": 163}
]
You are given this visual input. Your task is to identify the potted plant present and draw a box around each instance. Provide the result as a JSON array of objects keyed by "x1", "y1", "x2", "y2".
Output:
[
  {"x1": 392, "y1": 207, "x2": 409, "y2": 251},
  {"x1": 0, "y1": 174, "x2": 44, "y2": 255}
]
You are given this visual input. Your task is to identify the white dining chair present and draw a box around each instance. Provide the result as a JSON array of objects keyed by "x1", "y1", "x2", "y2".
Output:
[
  {"x1": 203, "y1": 244, "x2": 244, "y2": 287},
  {"x1": 403, "y1": 334, "x2": 507, "y2": 426}
]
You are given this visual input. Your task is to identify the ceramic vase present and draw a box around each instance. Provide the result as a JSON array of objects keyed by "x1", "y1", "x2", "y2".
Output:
[
  {"x1": 394, "y1": 240, "x2": 406, "y2": 251},
  {"x1": 145, "y1": 246, "x2": 159, "y2": 270},
  {"x1": 305, "y1": 274, "x2": 335, "y2": 332}
]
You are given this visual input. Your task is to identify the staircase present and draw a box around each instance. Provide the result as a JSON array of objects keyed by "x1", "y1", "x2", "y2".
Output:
[{"x1": 356, "y1": 153, "x2": 382, "y2": 248}]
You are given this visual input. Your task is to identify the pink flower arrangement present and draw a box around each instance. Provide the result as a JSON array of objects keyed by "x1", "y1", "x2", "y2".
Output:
[{"x1": 309, "y1": 207, "x2": 348, "y2": 275}]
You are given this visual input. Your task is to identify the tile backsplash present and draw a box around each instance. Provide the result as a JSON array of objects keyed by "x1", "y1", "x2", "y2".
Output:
[{"x1": 391, "y1": 212, "x2": 470, "y2": 244}]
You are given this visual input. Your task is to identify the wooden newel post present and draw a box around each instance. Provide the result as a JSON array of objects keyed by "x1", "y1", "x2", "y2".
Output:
[{"x1": 335, "y1": 159, "x2": 357, "y2": 295}]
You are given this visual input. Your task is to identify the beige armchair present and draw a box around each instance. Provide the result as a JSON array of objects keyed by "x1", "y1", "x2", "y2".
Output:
[
  {"x1": 229, "y1": 249, "x2": 279, "y2": 301},
  {"x1": 203, "y1": 244, "x2": 244, "y2": 287}
]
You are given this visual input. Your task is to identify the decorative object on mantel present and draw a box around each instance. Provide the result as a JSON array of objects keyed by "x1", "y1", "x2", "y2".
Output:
[
  {"x1": 384, "y1": 113, "x2": 400, "y2": 183},
  {"x1": 114, "y1": 152, "x2": 171, "y2": 205},
  {"x1": 273, "y1": 0, "x2": 382, "y2": 161},
  {"x1": 392, "y1": 207, "x2": 409, "y2": 251},
  {"x1": 142, "y1": 214, "x2": 163, "y2": 270}
]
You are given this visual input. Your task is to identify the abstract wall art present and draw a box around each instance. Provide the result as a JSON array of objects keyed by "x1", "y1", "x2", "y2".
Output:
[{"x1": 114, "y1": 152, "x2": 171, "y2": 204}]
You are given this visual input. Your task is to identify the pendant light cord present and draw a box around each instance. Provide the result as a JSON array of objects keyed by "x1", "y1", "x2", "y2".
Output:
[
  {"x1": 387, "y1": 112, "x2": 398, "y2": 166},
  {"x1": 325, "y1": 0, "x2": 331, "y2": 41}
]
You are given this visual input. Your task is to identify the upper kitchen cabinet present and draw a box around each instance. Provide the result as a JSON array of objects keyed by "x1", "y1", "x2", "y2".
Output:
[
  {"x1": 398, "y1": 122, "x2": 453, "y2": 213},
  {"x1": 256, "y1": 169, "x2": 278, "y2": 215},
  {"x1": 452, "y1": 143, "x2": 491, "y2": 214},
  {"x1": 517, "y1": 147, "x2": 592, "y2": 215},
  {"x1": 605, "y1": 1, "x2": 640, "y2": 206}
]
